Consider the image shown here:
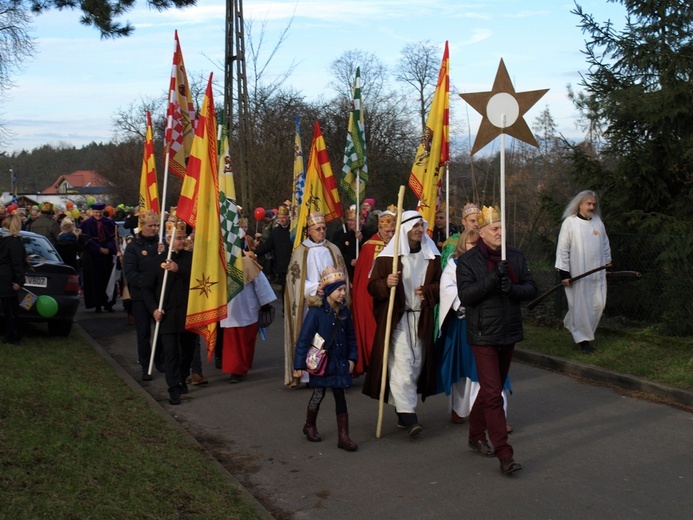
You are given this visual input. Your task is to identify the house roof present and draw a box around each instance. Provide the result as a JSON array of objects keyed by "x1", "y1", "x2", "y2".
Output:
[{"x1": 41, "y1": 170, "x2": 110, "y2": 194}]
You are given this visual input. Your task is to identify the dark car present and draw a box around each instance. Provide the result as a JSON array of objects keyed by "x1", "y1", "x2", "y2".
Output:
[{"x1": 11, "y1": 231, "x2": 80, "y2": 336}]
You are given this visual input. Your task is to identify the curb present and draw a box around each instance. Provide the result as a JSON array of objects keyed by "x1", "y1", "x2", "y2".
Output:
[
  {"x1": 515, "y1": 348, "x2": 693, "y2": 408},
  {"x1": 75, "y1": 322, "x2": 275, "y2": 520}
]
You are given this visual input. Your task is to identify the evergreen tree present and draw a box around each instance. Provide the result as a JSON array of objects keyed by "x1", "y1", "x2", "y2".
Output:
[{"x1": 571, "y1": 0, "x2": 693, "y2": 217}]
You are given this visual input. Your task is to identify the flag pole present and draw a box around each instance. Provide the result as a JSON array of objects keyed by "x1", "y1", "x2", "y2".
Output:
[
  {"x1": 355, "y1": 172, "x2": 360, "y2": 259},
  {"x1": 445, "y1": 163, "x2": 450, "y2": 238},
  {"x1": 147, "y1": 234, "x2": 176, "y2": 375},
  {"x1": 376, "y1": 185, "x2": 405, "y2": 438},
  {"x1": 500, "y1": 114, "x2": 507, "y2": 261}
]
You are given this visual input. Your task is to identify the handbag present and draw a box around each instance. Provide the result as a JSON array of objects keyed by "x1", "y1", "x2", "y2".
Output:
[
  {"x1": 258, "y1": 304, "x2": 275, "y2": 328},
  {"x1": 305, "y1": 321, "x2": 340, "y2": 376}
]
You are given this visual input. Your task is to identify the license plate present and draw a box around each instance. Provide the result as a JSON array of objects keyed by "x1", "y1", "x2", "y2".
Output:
[{"x1": 25, "y1": 276, "x2": 48, "y2": 288}]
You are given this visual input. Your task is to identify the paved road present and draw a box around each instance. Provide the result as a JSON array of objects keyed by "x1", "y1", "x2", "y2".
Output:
[{"x1": 77, "y1": 305, "x2": 693, "y2": 520}]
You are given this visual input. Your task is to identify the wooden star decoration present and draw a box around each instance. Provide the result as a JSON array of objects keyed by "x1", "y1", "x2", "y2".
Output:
[
  {"x1": 191, "y1": 272, "x2": 219, "y2": 298},
  {"x1": 460, "y1": 58, "x2": 548, "y2": 155}
]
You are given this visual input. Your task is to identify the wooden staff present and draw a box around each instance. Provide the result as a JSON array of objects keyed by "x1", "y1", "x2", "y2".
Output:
[
  {"x1": 527, "y1": 263, "x2": 612, "y2": 311},
  {"x1": 376, "y1": 185, "x2": 405, "y2": 438}
]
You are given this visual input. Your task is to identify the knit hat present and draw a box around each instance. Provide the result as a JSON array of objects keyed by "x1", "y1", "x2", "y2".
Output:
[{"x1": 321, "y1": 266, "x2": 346, "y2": 296}]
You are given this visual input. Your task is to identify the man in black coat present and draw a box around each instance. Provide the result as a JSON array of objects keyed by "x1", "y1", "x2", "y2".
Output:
[
  {"x1": 123, "y1": 211, "x2": 164, "y2": 381},
  {"x1": 457, "y1": 205, "x2": 537, "y2": 475},
  {"x1": 142, "y1": 224, "x2": 192, "y2": 405},
  {"x1": 253, "y1": 205, "x2": 292, "y2": 312}
]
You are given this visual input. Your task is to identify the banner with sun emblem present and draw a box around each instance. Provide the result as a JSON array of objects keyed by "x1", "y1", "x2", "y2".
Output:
[{"x1": 177, "y1": 72, "x2": 228, "y2": 359}]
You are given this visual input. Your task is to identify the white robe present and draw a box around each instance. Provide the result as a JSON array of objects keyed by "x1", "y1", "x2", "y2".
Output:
[
  {"x1": 555, "y1": 215, "x2": 612, "y2": 343},
  {"x1": 220, "y1": 272, "x2": 276, "y2": 328}
]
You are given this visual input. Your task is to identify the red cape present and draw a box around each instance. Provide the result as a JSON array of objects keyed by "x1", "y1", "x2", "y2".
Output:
[{"x1": 351, "y1": 233, "x2": 386, "y2": 376}]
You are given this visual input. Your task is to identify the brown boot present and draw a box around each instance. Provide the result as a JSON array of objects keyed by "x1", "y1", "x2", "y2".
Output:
[
  {"x1": 336, "y1": 413, "x2": 358, "y2": 451},
  {"x1": 303, "y1": 409, "x2": 321, "y2": 442}
]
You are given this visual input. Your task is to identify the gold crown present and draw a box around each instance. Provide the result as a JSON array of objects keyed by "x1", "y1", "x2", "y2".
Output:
[
  {"x1": 277, "y1": 205, "x2": 290, "y2": 216},
  {"x1": 477, "y1": 205, "x2": 501, "y2": 228},
  {"x1": 462, "y1": 203, "x2": 480, "y2": 217},
  {"x1": 306, "y1": 212, "x2": 325, "y2": 228},
  {"x1": 321, "y1": 266, "x2": 345, "y2": 286},
  {"x1": 175, "y1": 219, "x2": 187, "y2": 233},
  {"x1": 346, "y1": 206, "x2": 357, "y2": 218},
  {"x1": 378, "y1": 207, "x2": 396, "y2": 226},
  {"x1": 139, "y1": 209, "x2": 158, "y2": 225}
]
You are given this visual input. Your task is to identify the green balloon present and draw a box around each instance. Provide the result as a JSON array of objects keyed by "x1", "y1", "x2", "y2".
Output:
[{"x1": 36, "y1": 295, "x2": 59, "y2": 318}]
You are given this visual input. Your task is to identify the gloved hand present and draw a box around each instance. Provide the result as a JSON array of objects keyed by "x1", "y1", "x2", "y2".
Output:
[
  {"x1": 501, "y1": 276, "x2": 513, "y2": 295},
  {"x1": 495, "y1": 260, "x2": 509, "y2": 278},
  {"x1": 260, "y1": 303, "x2": 273, "y2": 312}
]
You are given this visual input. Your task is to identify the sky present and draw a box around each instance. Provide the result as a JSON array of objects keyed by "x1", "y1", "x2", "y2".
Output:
[{"x1": 1, "y1": 0, "x2": 628, "y2": 155}]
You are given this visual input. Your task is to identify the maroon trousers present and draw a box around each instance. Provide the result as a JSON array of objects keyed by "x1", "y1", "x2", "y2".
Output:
[{"x1": 468, "y1": 344, "x2": 515, "y2": 460}]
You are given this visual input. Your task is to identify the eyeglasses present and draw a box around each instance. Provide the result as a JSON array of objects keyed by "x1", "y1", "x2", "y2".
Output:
[{"x1": 312, "y1": 226, "x2": 326, "y2": 232}]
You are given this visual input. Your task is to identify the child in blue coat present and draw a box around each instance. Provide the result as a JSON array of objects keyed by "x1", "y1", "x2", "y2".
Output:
[{"x1": 294, "y1": 267, "x2": 358, "y2": 451}]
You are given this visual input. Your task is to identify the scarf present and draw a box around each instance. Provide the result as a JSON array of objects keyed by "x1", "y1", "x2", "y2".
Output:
[{"x1": 475, "y1": 237, "x2": 518, "y2": 283}]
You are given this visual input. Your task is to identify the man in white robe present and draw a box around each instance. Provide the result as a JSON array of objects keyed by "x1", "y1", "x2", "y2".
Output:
[
  {"x1": 284, "y1": 212, "x2": 348, "y2": 385},
  {"x1": 362, "y1": 211, "x2": 441, "y2": 437},
  {"x1": 555, "y1": 190, "x2": 612, "y2": 353}
]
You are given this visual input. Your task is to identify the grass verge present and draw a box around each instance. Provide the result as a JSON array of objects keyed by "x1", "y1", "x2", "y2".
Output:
[
  {"x1": 522, "y1": 320, "x2": 693, "y2": 390},
  {"x1": 0, "y1": 325, "x2": 262, "y2": 519}
]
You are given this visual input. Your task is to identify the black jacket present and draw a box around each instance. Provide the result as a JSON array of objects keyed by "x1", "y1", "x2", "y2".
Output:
[
  {"x1": 141, "y1": 249, "x2": 192, "y2": 334},
  {"x1": 0, "y1": 235, "x2": 26, "y2": 298},
  {"x1": 456, "y1": 245, "x2": 537, "y2": 346},
  {"x1": 254, "y1": 224, "x2": 292, "y2": 275},
  {"x1": 123, "y1": 234, "x2": 162, "y2": 301}
]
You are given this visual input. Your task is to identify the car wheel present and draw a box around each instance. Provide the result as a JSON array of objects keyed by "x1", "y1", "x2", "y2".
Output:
[{"x1": 48, "y1": 320, "x2": 73, "y2": 337}]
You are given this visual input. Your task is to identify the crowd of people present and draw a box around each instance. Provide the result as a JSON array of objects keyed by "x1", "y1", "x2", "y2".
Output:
[{"x1": 0, "y1": 190, "x2": 612, "y2": 475}]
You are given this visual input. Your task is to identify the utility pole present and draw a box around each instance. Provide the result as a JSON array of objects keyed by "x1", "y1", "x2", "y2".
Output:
[{"x1": 224, "y1": 0, "x2": 252, "y2": 210}]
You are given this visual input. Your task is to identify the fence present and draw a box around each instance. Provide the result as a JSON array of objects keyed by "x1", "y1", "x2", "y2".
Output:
[{"x1": 519, "y1": 232, "x2": 693, "y2": 337}]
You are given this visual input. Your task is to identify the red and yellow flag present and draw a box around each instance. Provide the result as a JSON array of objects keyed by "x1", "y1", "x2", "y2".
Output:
[
  {"x1": 166, "y1": 30, "x2": 196, "y2": 180},
  {"x1": 408, "y1": 41, "x2": 449, "y2": 231},
  {"x1": 139, "y1": 110, "x2": 160, "y2": 214},
  {"x1": 293, "y1": 121, "x2": 342, "y2": 248},
  {"x1": 176, "y1": 73, "x2": 227, "y2": 359}
]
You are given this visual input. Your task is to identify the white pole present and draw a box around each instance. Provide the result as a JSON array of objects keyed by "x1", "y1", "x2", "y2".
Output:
[
  {"x1": 445, "y1": 164, "x2": 450, "y2": 238},
  {"x1": 500, "y1": 114, "x2": 507, "y2": 261}
]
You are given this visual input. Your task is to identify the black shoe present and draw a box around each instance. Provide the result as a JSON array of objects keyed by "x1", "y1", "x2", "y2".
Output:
[
  {"x1": 407, "y1": 423, "x2": 423, "y2": 438},
  {"x1": 179, "y1": 383, "x2": 189, "y2": 394},
  {"x1": 141, "y1": 371, "x2": 153, "y2": 382},
  {"x1": 169, "y1": 394, "x2": 181, "y2": 405},
  {"x1": 228, "y1": 374, "x2": 245, "y2": 384},
  {"x1": 95, "y1": 307, "x2": 102, "y2": 313},
  {"x1": 104, "y1": 305, "x2": 115, "y2": 313},
  {"x1": 580, "y1": 340, "x2": 594, "y2": 354}
]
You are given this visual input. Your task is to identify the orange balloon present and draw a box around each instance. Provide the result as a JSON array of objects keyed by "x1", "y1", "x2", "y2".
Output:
[
  {"x1": 105, "y1": 205, "x2": 115, "y2": 217},
  {"x1": 66, "y1": 201, "x2": 74, "y2": 210}
]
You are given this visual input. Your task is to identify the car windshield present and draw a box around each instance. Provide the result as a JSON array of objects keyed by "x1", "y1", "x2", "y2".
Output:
[{"x1": 21, "y1": 234, "x2": 63, "y2": 263}]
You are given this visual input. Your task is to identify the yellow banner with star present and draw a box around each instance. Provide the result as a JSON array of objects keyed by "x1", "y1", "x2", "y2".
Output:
[{"x1": 176, "y1": 72, "x2": 228, "y2": 359}]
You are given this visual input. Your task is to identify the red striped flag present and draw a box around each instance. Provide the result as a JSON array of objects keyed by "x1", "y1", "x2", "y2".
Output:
[{"x1": 166, "y1": 30, "x2": 196, "y2": 180}]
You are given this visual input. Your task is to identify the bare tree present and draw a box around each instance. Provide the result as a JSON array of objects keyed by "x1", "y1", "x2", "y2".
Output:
[
  {"x1": 328, "y1": 50, "x2": 388, "y2": 103},
  {"x1": 394, "y1": 40, "x2": 440, "y2": 132},
  {"x1": 0, "y1": 2, "x2": 35, "y2": 144}
]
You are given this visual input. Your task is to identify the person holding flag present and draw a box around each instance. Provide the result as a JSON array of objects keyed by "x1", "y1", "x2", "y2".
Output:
[{"x1": 142, "y1": 222, "x2": 192, "y2": 405}]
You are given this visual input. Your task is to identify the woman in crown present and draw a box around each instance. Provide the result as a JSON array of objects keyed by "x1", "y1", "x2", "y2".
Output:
[{"x1": 293, "y1": 267, "x2": 358, "y2": 451}]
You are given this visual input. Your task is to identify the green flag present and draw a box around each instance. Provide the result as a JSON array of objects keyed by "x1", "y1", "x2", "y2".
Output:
[{"x1": 340, "y1": 67, "x2": 368, "y2": 203}]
